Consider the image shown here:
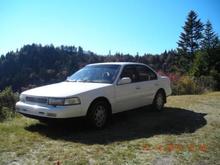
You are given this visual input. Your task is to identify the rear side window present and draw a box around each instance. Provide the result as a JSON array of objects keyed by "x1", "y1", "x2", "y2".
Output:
[
  {"x1": 120, "y1": 65, "x2": 138, "y2": 82},
  {"x1": 136, "y1": 65, "x2": 157, "y2": 81}
]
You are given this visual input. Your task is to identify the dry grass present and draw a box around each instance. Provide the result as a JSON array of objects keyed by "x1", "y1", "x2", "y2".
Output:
[{"x1": 0, "y1": 92, "x2": 220, "y2": 164}]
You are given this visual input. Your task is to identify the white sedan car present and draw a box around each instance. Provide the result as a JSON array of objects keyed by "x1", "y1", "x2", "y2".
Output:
[{"x1": 16, "y1": 62, "x2": 171, "y2": 128}]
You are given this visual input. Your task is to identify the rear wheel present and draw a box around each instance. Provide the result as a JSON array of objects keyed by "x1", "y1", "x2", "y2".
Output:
[
  {"x1": 153, "y1": 91, "x2": 166, "y2": 111},
  {"x1": 87, "y1": 100, "x2": 109, "y2": 129}
]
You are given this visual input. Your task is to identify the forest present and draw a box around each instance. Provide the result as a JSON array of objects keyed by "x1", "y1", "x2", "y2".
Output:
[{"x1": 0, "y1": 10, "x2": 219, "y2": 94}]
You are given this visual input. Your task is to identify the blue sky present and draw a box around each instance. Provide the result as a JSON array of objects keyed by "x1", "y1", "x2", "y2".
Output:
[{"x1": 0, "y1": 0, "x2": 220, "y2": 55}]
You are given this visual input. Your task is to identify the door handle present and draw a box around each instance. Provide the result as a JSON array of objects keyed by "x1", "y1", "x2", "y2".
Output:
[{"x1": 154, "y1": 83, "x2": 159, "y2": 86}]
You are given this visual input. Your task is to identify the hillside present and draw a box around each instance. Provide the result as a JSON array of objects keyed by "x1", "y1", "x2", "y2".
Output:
[{"x1": 0, "y1": 44, "x2": 179, "y2": 92}]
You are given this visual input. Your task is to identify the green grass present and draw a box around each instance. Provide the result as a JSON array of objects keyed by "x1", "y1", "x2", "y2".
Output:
[{"x1": 0, "y1": 92, "x2": 220, "y2": 164}]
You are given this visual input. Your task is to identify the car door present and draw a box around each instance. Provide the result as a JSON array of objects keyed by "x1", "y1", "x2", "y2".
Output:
[
  {"x1": 135, "y1": 65, "x2": 158, "y2": 106},
  {"x1": 114, "y1": 65, "x2": 143, "y2": 113}
]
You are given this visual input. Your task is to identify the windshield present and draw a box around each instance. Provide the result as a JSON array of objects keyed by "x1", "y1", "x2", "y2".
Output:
[{"x1": 67, "y1": 64, "x2": 121, "y2": 84}]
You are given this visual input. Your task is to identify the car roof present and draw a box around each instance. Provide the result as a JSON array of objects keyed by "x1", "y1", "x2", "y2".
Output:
[{"x1": 87, "y1": 62, "x2": 146, "y2": 66}]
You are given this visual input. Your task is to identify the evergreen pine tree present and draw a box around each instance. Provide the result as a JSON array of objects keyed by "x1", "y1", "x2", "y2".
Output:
[
  {"x1": 177, "y1": 10, "x2": 203, "y2": 58},
  {"x1": 201, "y1": 20, "x2": 219, "y2": 50}
]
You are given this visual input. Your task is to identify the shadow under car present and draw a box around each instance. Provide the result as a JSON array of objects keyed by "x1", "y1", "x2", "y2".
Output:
[{"x1": 25, "y1": 106, "x2": 207, "y2": 144}]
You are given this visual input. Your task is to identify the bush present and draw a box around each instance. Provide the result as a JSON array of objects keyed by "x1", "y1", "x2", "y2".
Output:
[
  {"x1": 171, "y1": 75, "x2": 216, "y2": 95},
  {"x1": 194, "y1": 76, "x2": 217, "y2": 92},
  {"x1": 172, "y1": 76, "x2": 196, "y2": 95},
  {"x1": 210, "y1": 69, "x2": 220, "y2": 90},
  {"x1": 0, "y1": 107, "x2": 13, "y2": 121},
  {"x1": 159, "y1": 69, "x2": 218, "y2": 95},
  {"x1": 0, "y1": 87, "x2": 18, "y2": 121}
]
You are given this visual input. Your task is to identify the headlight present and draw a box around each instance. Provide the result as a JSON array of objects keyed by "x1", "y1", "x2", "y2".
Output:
[
  {"x1": 19, "y1": 94, "x2": 25, "y2": 102},
  {"x1": 64, "y1": 97, "x2": 81, "y2": 105},
  {"x1": 48, "y1": 97, "x2": 80, "y2": 106}
]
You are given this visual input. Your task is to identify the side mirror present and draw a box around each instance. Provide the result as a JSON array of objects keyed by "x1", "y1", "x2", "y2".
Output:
[
  {"x1": 66, "y1": 76, "x2": 71, "y2": 81},
  {"x1": 118, "y1": 77, "x2": 131, "y2": 85}
]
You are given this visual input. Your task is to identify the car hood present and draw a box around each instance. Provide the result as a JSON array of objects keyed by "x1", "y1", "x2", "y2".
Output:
[{"x1": 22, "y1": 82, "x2": 112, "y2": 97}]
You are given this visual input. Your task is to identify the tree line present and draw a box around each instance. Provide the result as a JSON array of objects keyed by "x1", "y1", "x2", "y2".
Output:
[{"x1": 0, "y1": 10, "x2": 219, "y2": 92}]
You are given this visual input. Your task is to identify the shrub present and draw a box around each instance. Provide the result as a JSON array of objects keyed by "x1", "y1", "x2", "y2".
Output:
[
  {"x1": 0, "y1": 87, "x2": 18, "y2": 121},
  {"x1": 171, "y1": 75, "x2": 216, "y2": 95},
  {"x1": 194, "y1": 76, "x2": 217, "y2": 93},
  {"x1": 0, "y1": 107, "x2": 13, "y2": 121},
  {"x1": 171, "y1": 76, "x2": 195, "y2": 95},
  {"x1": 158, "y1": 71, "x2": 217, "y2": 95}
]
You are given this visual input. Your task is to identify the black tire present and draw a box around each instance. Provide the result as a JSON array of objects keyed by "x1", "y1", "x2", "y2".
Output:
[
  {"x1": 87, "y1": 100, "x2": 109, "y2": 129},
  {"x1": 153, "y1": 91, "x2": 166, "y2": 111}
]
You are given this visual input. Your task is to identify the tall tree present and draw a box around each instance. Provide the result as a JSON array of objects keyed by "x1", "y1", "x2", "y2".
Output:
[
  {"x1": 201, "y1": 20, "x2": 219, "y2": 50},
  {"x1": 77, "y1": 46, "x2": 83, "y2": 56},
  {"x1": 177, "y1": 10, "x2": 204, "y2": 58}
]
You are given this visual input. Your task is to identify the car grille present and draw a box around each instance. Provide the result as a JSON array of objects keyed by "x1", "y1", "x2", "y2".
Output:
[{"x1": 26, "y1": 96, "x2": 48, "y2": 104}]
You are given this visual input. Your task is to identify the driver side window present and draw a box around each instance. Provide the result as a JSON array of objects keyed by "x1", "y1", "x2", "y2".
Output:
[
  {"x1": 136, "y1": 65, "x2": 157, "y2": 81},
  {"x1": 120, "y1": 65, "x2": 138, "y2": 83}
]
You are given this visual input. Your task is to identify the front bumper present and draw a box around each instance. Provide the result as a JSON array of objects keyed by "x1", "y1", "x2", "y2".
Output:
[{"x1": 16, "y1": 101, "x2": 84, "y2": 119}]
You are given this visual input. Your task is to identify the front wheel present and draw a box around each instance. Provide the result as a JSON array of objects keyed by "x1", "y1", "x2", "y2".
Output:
[
  {"x1": 87, "y1": 100, "x2": 109, "y2": 129},
  {"x1": 153, "y1": 91, "x2": 166, "y2": 111}
]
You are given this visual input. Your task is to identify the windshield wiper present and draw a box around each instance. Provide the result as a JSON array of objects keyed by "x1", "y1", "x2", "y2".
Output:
[
  {"x1": 65, "y1": 79, "x2": 77, "y2": 82},
  {"x1": 66, "y1": 79, "x2": 97, "y2": 83},
  {"x1": 76, "y1": 80, "x2": 93, "y2": 82}
]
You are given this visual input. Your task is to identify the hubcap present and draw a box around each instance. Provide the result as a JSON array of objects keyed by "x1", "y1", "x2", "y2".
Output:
[{"x1": 94, "y1": 105, "x2": 106, "y2": 127}]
